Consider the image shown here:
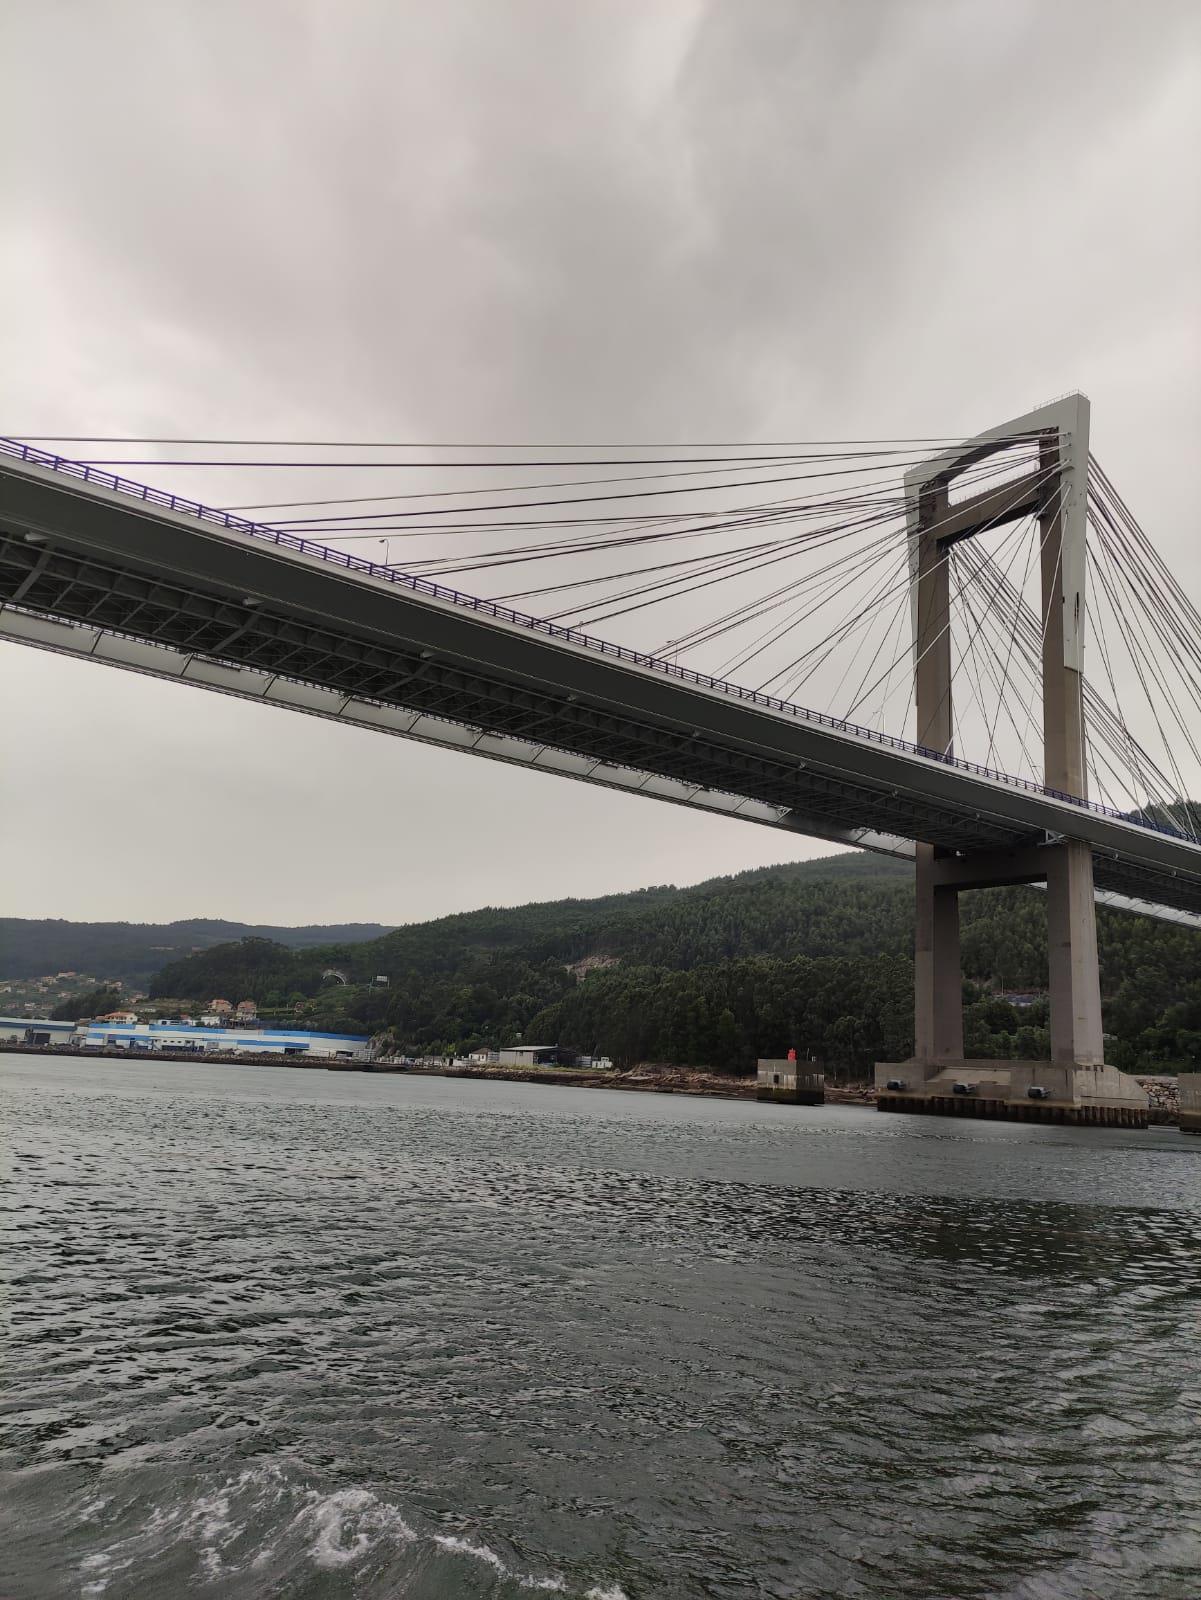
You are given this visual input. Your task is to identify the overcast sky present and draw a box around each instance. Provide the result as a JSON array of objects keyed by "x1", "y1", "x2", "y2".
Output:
[{"x1": 2, "y1": 0, "x2": 1198, "y2": 927}]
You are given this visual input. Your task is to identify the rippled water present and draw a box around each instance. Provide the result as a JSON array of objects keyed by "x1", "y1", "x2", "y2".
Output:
[{"x1": 2, "y1": 1055, "x2": 1199, "y2": 1599}]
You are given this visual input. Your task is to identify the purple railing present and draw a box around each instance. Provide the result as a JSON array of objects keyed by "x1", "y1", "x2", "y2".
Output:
[{"x1": 1, "y1": 435, "x2": 1193, "y2": 847}]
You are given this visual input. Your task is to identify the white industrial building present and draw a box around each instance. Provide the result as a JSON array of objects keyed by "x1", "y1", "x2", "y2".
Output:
[
  {"x1": 76, "y1": 1022, "x2": 371, "y2": 1061},
  {"x1": 0, "y1": 1016, "x2": 79, "y2": 1047}
]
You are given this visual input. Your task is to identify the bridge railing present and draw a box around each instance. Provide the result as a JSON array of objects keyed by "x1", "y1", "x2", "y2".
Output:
[{"x1": 1, "y1": 436, "x2": 1193, "y2": 847}]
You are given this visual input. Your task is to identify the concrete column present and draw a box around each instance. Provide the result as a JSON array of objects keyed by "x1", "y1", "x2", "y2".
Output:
[
  {"x1": 915, "y1": 843, "x2": 965, "y2": 1063},
  {"x1": 1045, "y1": 840, "x2": 1105, "y2": 1064},
  {"x1": 1040, "y1": 434, "x2": 1088, "y2": 798},
  {"x1": 912, "y1": 484, "x2": 963, "y2": 1065},
  {"x1": 1040, "y1": 433, "x2": 1104, "y2": 1065},
  {"x1": 914, "y1": 486, "x2": 952, "y2": 757}
]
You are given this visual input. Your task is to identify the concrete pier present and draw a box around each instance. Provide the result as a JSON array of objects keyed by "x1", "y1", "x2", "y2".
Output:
[{"x1": 873, "y1": 1059, "x2": 1149, "y2": 1128}]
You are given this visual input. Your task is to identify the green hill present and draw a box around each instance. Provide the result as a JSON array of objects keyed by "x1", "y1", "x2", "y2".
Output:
[
  {"x1": 0, "y1": 917, "x2": 393, "y2": 984},
  {"x1": 142, "y1": 853, "x2": 1201, "y2": 1075}
]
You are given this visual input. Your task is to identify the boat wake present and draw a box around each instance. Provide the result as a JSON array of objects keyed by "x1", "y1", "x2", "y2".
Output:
[{"x1": 73, "y1": 1461, "x2": 629, "y2": 1599}]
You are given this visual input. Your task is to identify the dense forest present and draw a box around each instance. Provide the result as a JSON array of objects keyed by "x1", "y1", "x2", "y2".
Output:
[
  {"x1": 141, "y1": 853, "x2": 1201, "y2": 1074},
  {"x1": 0, "y1": 917, "x2": 392, "y2": 983}
]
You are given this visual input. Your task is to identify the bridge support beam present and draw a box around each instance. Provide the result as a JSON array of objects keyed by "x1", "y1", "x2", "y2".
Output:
[
  {"x1": 877, "y1": 394, "x2": 1147, "y2": 1125},
  {"x1": 1046, "y1": 839, "x2": 1104, "y2": 1065},
  {"x1": 914, "y1": 845, "x2": 963, "y2": 1063}
]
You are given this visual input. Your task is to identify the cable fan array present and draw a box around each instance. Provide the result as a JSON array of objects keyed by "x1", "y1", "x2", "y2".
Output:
[{"x1": 10, "y1": 431, "x2": 1200, "y2": 831}]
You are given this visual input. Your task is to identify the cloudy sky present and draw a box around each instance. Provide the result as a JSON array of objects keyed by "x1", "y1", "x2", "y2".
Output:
[{"x1": 2, "y1": 0, "x2": 1198, "y2": 926}]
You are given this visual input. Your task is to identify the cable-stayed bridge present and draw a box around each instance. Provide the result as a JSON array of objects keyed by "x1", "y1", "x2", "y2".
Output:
[{"x1": 2, "y1": 396, "x2": 1199, "y2": 1120}]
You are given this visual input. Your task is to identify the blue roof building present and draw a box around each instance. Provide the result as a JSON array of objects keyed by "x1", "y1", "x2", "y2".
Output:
[{"x1": 77, "y1": 1022, "x2": 371, "y2": 1061}]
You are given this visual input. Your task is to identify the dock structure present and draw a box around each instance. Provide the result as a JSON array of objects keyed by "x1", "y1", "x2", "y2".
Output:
[{"x1": 874, "y1": 1062, "x2": 1149, "y2": 1127}]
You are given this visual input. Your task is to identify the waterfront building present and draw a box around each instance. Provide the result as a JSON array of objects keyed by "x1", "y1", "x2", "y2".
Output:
[
  {"x1": 0, "y1": 1016, "x2": 79, "y2": 1047},
  {"x1": 76, "y1": 1022, "x2": 371, "y2": 1061},
  {"x1": 497, "y1": 1044, "x2": 558, "y2": 1066}
]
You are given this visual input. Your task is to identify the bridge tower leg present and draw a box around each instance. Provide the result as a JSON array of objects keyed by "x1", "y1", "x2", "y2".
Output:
[
  {"x1": 875, "y1": 394, "x2": 1147, "y2": 1125},
  {"x1": 912, "y1": 479, "x2": 963, "y2": 1064},
  {"x1": 1038, "y1": 429, "x2": 1104, "y2": 1065}
]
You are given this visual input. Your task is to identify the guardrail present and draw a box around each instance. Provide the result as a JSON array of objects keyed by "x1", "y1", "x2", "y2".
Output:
[{"x1": 1, "y1": 435, "x2": 1195, "y2": 848}]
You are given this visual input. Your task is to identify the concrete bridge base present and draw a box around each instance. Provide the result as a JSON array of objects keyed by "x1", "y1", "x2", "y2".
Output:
[{"x1": 873, "y1": 1060, "x2": 1149, "y2": 1128}]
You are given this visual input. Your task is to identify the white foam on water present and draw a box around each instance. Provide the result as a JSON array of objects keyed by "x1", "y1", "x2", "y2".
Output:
[
  {"x1": 191, "y1": 1487, "x2": 236, "y2": 1578},
  {"x1": 433, "y1": 1533, "x2": 509, "y2": 1571},
  {"x1": 431, "y1": 1532, "x2": 577, "y2": 1592},
  {"x1": 293, "y1": 1486, "x2": 416, "y2": 1569},
  {"x1": 75, "y1": 1466, "x2": 606, "y2": 1598},
  {"x1": 78, "y1": 1462, "x2": 288, "y2": 1593},
  {"x1": 77, "y1": 1548, "x2": 135, "y2": 1596},
  {"x1": 79, "y1": 1551, "x2": 111, "y2": 1595}
]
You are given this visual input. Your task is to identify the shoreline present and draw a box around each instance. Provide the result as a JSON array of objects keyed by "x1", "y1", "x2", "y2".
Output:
[
  {"x1": 0, "y1": 1042, "x2": 1179, "y2": 1121},
  {"x1": 383, "y1": 1061, "x2": 880, "y2": 1107},
  {"x1": 0, "y1": 1041, "x2": 848, "y2": 1101}
]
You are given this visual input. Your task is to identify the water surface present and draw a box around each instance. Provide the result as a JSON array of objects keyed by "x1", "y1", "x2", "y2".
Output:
[{"x1": 2, "y1": 1054, "x2": 1199, "y2": 1598}]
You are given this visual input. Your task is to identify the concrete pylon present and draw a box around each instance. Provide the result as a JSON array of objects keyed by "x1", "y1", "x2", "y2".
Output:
[
  {"x1": 912, "y1": 479, "x2": 963, "y2": 1063},
  {"x1": 1038, "y1": 427, "x2": 1105, "y2": 1066},
  {"x1": 875, "y1": 394, "x2": 1147, "y2": 1124}
]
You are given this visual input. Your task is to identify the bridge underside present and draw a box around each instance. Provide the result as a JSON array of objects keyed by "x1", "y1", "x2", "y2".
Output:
[{"x1": 2, "y1": 456, "x2": 1199, "y2": 921}]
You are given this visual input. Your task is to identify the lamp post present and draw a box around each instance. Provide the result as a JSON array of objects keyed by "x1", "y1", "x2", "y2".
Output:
[{"x1": 377, "y1": 537, "x2": 393, "y2": 568}]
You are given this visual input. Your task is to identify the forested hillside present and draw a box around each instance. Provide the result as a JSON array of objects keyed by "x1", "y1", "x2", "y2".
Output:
[
  {"x1": 0, "y1": 917, "x2": 392, "y2": 983},
  {"x1": 143, "y1": 853, "x2": 1201, "y2": 1074}
]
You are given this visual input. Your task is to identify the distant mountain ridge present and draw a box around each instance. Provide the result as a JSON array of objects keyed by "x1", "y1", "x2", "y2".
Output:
[
  {"x1": 0, "y1": 917, "x2": 394, "y2": 983},
  {"x1": 11, "y1": 849, "x2": 1199, "y2": 1072}
]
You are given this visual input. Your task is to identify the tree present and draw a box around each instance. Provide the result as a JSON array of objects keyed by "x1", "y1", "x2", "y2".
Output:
[{"x1": 52, "y1": 986, "x2": 123, "y2": 1021}]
